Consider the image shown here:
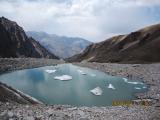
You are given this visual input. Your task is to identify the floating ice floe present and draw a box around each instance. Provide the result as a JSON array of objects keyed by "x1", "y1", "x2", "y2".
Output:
[
  {"x1": 54, "y1": 75, "x2": 72, "y2": 81},
  {"x1": 54, "y1": 66, "x2": 59, "y2": 68},
  {"x1": 90, "y1": 74, "x2": 96, "y2": 77},
  {"x1": 127, "y1": 81, "x2": 142, "y2": 85},
  {"x1": 108, "y1": 84, "x2": 116, "y2": 90},
  {"x1": 77, "y1": 70, "x2": 86, "y2": 75},
  {"x1": 134, "y1": 87, "x2": 141, "y2": 90},
  {"x1": 90, "y1": 87, "x2": 103, "y2": 96},
  {"x1": 123, "y1": 78, "x2": 143, "y2": 85},
  {"x1": 45, "y1": 69, "x2": 56, "y2": 74},
  {"x1": 123, "y1": 78, "x2": 128, "y2": 82},
  {"x1": 143, "y1": 86, "x2": 147, "y2": 89}
]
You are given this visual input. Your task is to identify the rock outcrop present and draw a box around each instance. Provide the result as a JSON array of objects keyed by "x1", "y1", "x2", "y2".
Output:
[{"x1": 0, "y1": 17, "x2": 58, "y2": 59}]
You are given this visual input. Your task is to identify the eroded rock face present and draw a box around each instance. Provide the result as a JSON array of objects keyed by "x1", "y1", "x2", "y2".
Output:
[
  {"x1": 0, "y1": 17, "x2": 58, "y2": 59},
  {"x1": 68, "y1": 24, "x2": 160, "y2": 63}
]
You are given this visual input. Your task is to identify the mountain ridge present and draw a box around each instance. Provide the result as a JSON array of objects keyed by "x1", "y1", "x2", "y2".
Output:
[
  {"x1": 26, "y1": 31, "x2": 92, "y2": 58},
  {"x1": 0, "y1": 17, "x2": 58, "y2": 59},
  {"x1": 67, "y1": 23, "x2": 160, "y2": 63}
]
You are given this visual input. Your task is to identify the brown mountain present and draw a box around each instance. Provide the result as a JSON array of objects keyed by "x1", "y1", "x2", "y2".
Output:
[
  {"x1": 0, "y1": 17, "x2": 58, "y2": 59},
  {"x1": 68, "y1": 24, "x2": 160, "y2": 63}
]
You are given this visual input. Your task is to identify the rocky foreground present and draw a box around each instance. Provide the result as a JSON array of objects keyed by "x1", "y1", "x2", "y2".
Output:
[{"x1": 0, "y1": 58, "x2": 160, "y2": 120}]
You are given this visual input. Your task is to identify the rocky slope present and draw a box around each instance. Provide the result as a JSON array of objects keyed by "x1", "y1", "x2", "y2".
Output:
[
  {"x1": 0, "y1": 17, "x2": 58, "y2": 59},
  {"x1": 27, "y1": 31, "x2": 92, "y2": 58},
  {"x1": 68, "y1": 24, "x2": 160, "y2": 63}
]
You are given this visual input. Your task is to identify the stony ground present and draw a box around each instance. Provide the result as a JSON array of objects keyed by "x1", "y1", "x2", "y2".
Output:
[
  {"x1": 0, "y1": 102, "x2": 159, "y2": 120},
  {"x1": 0, "y1": 58, "x2": 160, "y2": 120},
  {"x1": 0, "y1": 58, "x2": 64, "y2": 73}
]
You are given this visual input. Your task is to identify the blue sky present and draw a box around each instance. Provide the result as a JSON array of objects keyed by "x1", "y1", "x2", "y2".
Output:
[{"x1": 0, "y1": 0, "x2": 160, "y2": 42}]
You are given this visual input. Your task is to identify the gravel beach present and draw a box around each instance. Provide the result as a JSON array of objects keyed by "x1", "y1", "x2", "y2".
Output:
[
  {"x1": 0, "y1": 58, "x2": 160, "y2": 120},
  {"x1": 0, "y1": 58, "x2": 64, "y2": 73}
]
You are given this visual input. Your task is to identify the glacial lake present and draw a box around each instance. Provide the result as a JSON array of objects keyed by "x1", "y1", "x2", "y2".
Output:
[{"x1": 0, "y1": 64, "x2": 148, "y2": 106}]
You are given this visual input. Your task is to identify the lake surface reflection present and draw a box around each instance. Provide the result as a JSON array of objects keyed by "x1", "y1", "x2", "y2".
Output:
[{"x1": 0, "y1": 64, "x2": 148, "y2": 106}]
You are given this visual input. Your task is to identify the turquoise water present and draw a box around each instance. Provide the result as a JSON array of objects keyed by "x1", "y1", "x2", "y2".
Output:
[{"x1": 0, "y1": 64, "x2": 148, "y2": 106}]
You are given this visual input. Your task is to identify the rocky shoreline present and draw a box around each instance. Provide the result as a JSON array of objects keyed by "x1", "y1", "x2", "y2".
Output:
[
  {"x1": 0, "y1": 58, "x2": 160, "y2": 120},
  {"x1": 0, "y1": 81, "x2": 43, "y2": 104},
  {"x1": 74, "y1": 62, "x2": 160, "y2": 103},
  {"x1": 0, "y1": 58, "x2": 64, "y2": 74}
]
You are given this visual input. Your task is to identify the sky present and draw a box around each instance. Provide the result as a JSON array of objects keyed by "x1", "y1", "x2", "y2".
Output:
[{"x1": 0, "y1": 0, "x2": 160, "y2": 42}]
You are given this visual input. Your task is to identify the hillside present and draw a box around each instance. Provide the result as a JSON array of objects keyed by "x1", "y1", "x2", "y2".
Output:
[
  {"x1": 0, "y1": 17, "x2": 58, "y2": 59},
  {"x1": 26, "y1": 31, "x2": 92, "y2": 58},
  {"x1": 68, "y1": 24, "x2": 160, "y2": 63}
]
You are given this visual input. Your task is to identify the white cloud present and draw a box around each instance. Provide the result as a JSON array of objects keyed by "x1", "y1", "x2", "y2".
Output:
[{"x1": 0, "y1": 0, "x2": 159, "y2": 42}]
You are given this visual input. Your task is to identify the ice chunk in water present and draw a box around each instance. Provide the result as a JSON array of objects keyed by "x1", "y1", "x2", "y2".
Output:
[
  {"x1": 134, "y1": 87, "x2": 141, "y2": 90},
  {"x1": 90, "y1": 87, "x2": 103, "y2": 96},
  {"x1": 108, "y1": 84, "x2": 115, "y2": 90},
  {"x1": 77, "y1": 70, "x2": 86, "y2": 75},
  {"x1": 128, "y1": 81, "x2": 142, "y2": 85},
  {"x1": 45, "y1": 70, "x2": 56, "y2": 74},
  {"x1": 123, "y1": 78, "x2": 128, "y2": 82},
  {"x1": 90, "y1": 74, "x2": 96, "y2": 77},
  {"x1": 123, "y1": 78, "x2": 143, "y2": 85},
  {"x1": 54, "y1": 75, "x2": 72, "y2": 81},
  {"x1": 54, "y1": 66, "x2": 59, "y2": 69}
]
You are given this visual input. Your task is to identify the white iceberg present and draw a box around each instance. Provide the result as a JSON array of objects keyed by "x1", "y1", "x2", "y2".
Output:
[
  {"x1": 45, "y1": 69, "x2": 56, "y2": 74},
  {"x1": 54, "y1": 75, "x2": 72, "y2": 81},
  {"x1": 90, "y1": 74, "x2": 96, "y2": 77},
  {"x1": 90, "y1": 87, "x2": 103, "y2": 96},
  {"x1": 123, "y1": 78, "x2": 143, "y2": 85},
  {"x1": 134, "y1": 87, "x2": 141, "y2": 90},
  {"x1": 127, "y1": 81, "x2": 140, "y2": 85},
  {"x1": 108, "y1": 84, "x2": 116, "y2": 90},
  {"x1": 123, "y1": 78, "x2": 128, "y2": 82},
  {"x1": 77, "y1": 70, "x2": 86, "y2": 75},
  {"x1": 54, "y1": 66, "x2": 59, "y2": 69}
]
